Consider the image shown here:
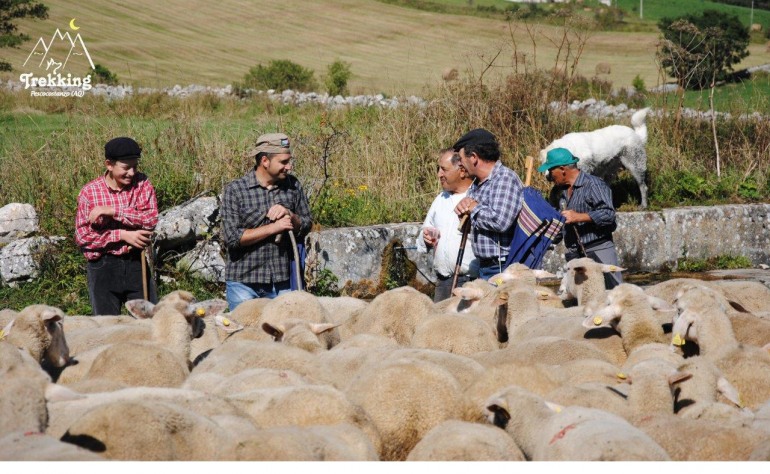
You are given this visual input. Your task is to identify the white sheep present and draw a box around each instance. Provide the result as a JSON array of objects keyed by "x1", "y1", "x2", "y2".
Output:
[
  {"x1": 0, "y1": 341, "x2": 52, "y2": 436},
  {"x1": 485, "y1": 385, "x2": 670, "y2": 460},
  {"x1": 0, "y1": 432, "x2": 104, "y2": 461},
  {"x1": 342, "y1": 286, "x2": 434, "y2": 345},
  {"x1": 261, "y1": 318, "x2": 342, "y2": 353},
  {"x1": 406, "y1": 420, "x2": 526, "y2": 461},
  {"x1": 0, "y1": 304, "x2": 70, "y2": 368},
  {"x1": 410, "y1": 312, "x2": 499, "y2": 356},
  {"x1": 671, "y1": 284, "x2": 770, "y2": 409},
  {"x1": 559, "y1": 257, "x2": 625, "y2": 309},
  {"x1": 235, "y1": 424, "x2": 379, "y2": 461}
]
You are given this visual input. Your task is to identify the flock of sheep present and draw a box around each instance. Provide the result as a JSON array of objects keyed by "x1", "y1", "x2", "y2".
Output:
[{"x1": 2, "y1": 258, "x2": 770, "y2": 461}]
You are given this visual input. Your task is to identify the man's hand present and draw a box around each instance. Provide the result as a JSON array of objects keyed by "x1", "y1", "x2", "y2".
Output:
[
  {"x1": 266, "y1": 204, "x2": 290, "y2": 222},
  {"x1": 88, "y1": 205, "x2": 115, "y2": 224},
  {"x1": 561, "y1": 210, "x2": 591, "y2": 225},
  {"x1": 423, "y1": 227, "x2": 440, "y2": 248},
  {"x1": 454, "y1": 197, "x2": 478, "y2": 217},
  {"x1": 121, "y1": 229, "x2": 153, "y2": 249},
  {"x1": 271, "y1": 215, "x2": 294, "y2": 234}
]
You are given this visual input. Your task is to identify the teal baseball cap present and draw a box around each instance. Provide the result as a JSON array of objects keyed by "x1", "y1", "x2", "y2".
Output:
[{"x1": 537, "y1": 147, "x2": 579, "y2": 172}]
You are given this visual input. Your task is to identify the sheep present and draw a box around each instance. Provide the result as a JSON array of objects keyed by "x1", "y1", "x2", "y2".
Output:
[
  {"x1": 59, "y1": 400, "x2": 238, "y2": 460},
  {"x1": 316, "y1": 295, "x2": 369, "y2": 326},
  {"x1": 342, "y1": 286, "x2": 434, "y2": 345},
  {"x1": 559, "y1": 257, "x2": 625, "y2": 309},
  {"x1": 59, "y1": 292, "x2": 228, "y2": 389},
  {"x1": 224, "y1": 384, "x2": 382, "y2": 456},
  {"x1": 257, "y1": 291, "x2": 341, "y2": 348},
  {"x1": 0, "y1": 432, "x2": 104, "y2": 461},
  {"x1": 539, "y1": 107, "x2": 650, "y2": 208},
  {"x1": 0, "y1": 341, "x2": 52, "y2": 437},
  {"x1": 261, "y1": 318, "x2": 342, "y2": 353},
  {"x1": 673, "y1": 357, "x2": 752, "y2": 423},
  {"x1": 0, "y1": 304, "x2": 70, "y2": 368},
  {"x1": 190, "y1": 340, "x2": 317, "y2": 380},
  {"x1": 406, "y1": 420, "x2": 526, "y2": 461},
  {"x1": 582, "y1": 283, "x2": 674, "y2": 357},
  {"x1": 184, "y1": 367, "x2": 312, "y2": 396},
  {"x1": 472, "y1": 336, "x2": 614, "y2": 367},
  {"x1": 485, "y1": 385, "x2": 670, "y2": 460},
  {"x1": 310, "y1": 335, "x2": 399, "y2": 390},
  {"x1": 235, "y1": 424, "x2": 379, "y2": 461},
  {"x1": 410, "y1": 312, "x2": 499, "y2": 356},
  {"x1": 672, "y1": 284, "x2": 770, "y2": 409},
  {"x1": 344, "y1": 357, "x2": 465, "y2": 461}
]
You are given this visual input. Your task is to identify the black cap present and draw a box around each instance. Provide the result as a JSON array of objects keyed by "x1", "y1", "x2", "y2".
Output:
[
  {"x1": 452, "y1": 128, "x2": 498, "y2": 152},
  {"x1": 105, "y1": 137, "x2": 142, "y2": 161}
]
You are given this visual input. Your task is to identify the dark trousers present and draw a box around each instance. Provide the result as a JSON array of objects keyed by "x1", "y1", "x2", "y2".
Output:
[
  {"x1": 86, "y1": 253, "x2": 157, "y2": 315},
  {"x1": 434, "y1": 273, "x2": 471, "y2": 302}
]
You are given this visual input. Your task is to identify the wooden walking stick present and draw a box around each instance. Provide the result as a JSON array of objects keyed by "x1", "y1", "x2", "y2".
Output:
[
  {"x1": 451, "y1": 214, "x2": 471, "y2": 292},
  {"x1": 525, "y1": 155, "x2": 534, "y2": 187},
  {"x1": 141, "y1": 249, "x2": 148, "y2": 300}
]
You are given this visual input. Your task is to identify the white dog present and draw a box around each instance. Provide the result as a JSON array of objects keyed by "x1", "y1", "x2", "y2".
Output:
[{"x1": 540, "y1": 108, "x2": 650, "y2": 208}]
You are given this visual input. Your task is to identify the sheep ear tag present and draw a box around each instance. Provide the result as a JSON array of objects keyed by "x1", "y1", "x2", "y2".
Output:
[
  {"x1": 593, "y1": 316, "x2": 603, "y2": 326},
  {"x1": 195, "y1": 307, "x2": 206, "y2": 317},
  {"x1": 672, "y1": 334, "x2": 685, "y2": 346}
]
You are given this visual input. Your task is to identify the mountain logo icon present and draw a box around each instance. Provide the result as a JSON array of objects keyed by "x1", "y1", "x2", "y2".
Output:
[{"x1": 23, "y1": 28, "x2": 95, "y2": 73}]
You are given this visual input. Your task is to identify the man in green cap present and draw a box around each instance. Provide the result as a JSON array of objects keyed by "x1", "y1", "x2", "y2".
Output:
[{"x1": 538, "y1": 147, "x2": 622, "y2": 288}]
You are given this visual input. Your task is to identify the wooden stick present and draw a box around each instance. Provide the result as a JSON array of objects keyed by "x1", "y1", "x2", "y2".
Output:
[
  {"x1": 141, "y1": 249, "x2": 148, "y2": 300},
  {"x1": 525, "y1": 155, "x2": 534, "y2": 187},
  {"x1": 451, "y1": 215, "x2": 471, "y2": 292}
]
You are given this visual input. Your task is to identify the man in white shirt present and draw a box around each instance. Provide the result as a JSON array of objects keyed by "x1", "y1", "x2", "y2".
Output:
[{"x1": 417, "y1": 148, "x2": 479, "y2": 302}]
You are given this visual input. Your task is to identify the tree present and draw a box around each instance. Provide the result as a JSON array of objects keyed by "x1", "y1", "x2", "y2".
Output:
[
  {"x1": 0, "y1": 0, "x2": 49, "y2": 72},
  {"x1": 240, "y1": 59, "x2": 317, "y2": 92},
  {"x1": 324, "y1": 59, "x2": 352, "y2": 97},
  {"x1": 657, "y1": 10, "x2": 749, "y2": 90}
]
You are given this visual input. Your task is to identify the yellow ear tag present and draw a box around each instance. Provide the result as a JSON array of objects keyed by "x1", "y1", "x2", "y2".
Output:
[
  {"x1": 593, "y1": 316, "x2": 602, "y2": 326},
  {"x1": 554, "y1": 405, "x2": 562, "y2": 413},
  {"x1": 672, "y1": 334, "x2": 684, "y2": 346},
  {"x1": 195, "y1": 307, "x2": 206, "y2": 317},
  {"x1": 494, "y1": 278, "x2": 503, "y2": 286},
  {"x1": 0, "y1": 329, "x2": 5, "y2": 341},
  {"x1": 617, "y1": 372, "x2": 627, "y2": 380},
  {"x1": 222, "y1": 318, "x2": 230, "y2": 327}
]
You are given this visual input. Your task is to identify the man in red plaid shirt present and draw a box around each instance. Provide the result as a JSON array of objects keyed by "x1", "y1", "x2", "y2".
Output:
[{"x1": 75, "y1": 137, "x2": 158, "y2": 315}]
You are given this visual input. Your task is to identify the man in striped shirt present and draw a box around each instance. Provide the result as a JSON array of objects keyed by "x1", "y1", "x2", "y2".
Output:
[
  {"x1": 75, "y1": 137, "x2": 158, "y2": 315},
  {"x1": 539, "y1": 147, "x2": 622, "y2": 289},
  {"x1": 452, "y1": 128, "x2": 524, "y2": 280}
]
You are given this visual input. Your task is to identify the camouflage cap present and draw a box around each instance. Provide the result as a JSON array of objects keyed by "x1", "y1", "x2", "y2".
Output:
[{"x1": 246, "y1": 133, "x2": 291, "y2": 157}]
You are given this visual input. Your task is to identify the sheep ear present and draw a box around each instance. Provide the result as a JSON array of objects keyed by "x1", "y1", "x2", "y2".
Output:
[
  {"x1": 601, "y1": 264, "x2": 625, "y2": 273},
  {"x1": 0, "y1": 319, "x2": 14, "y2": 341},
  {"x1": 214, "y1": 315, "x2": 244, "y2": 334},
  {"x1": 261, "y1": 322, "x2": 284, "y2": 341},
  {"x1": 125, "y1": 300, "x2": 155, "y2": 319},
  {"x1": 453, "y1": 287, "x2": 484, "y2": 301},
  {"x1": 717, "y1": 377, "x2": 743, "y2": 408},
  {"x1": 40, "y1": 307, "x2": 63, "y2": 322},
  {"x1": 486, "y1": 400, "x2": 511, "y2": 429},
  {"x1": 544, "y1": 401, "x2": 564, "y2": 413},
  {"x1": 533, "y1": 269, "x2": 556, "y2": 279},
  {"x1": 668, "y1": 371, "x2": 692, "y2": 387},
  {"x1": 189, "y1": 299, "x2": 228, "y2": 318},
  {"x1": 488, "y1": 273, "x2": 511, "y2": 286},
  {"x1": 648, "y1": 295, "x2": 675, "y2": 312},
  {"x1": 309, "y1": 322, "x2": 341, "y2": 335}
]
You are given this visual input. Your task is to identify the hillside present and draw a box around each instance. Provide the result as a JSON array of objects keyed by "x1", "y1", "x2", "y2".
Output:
[{"x1": 1, "y1": 0, "x2": 768, "y2": 95}]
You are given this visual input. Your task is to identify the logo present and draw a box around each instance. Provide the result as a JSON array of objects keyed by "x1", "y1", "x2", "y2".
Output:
[{"x1": 19, "y1": 19, "x2": 94, "y2": 97}]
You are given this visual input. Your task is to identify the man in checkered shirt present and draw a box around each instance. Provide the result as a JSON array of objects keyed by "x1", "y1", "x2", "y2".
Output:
[
  {"x1": 221, "y1": 133, "x2": 312, "y2": 310},
  {"x1": 75, "y1": 137, "x2": 158, "y2": 315},
  {"x1": 452, "y1": 128, "x2": 524, "y2": 280}
]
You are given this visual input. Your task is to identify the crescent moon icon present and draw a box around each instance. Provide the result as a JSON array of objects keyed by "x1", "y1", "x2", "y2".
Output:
[{"x1": 69, "y1": 18, "x2": 80, "y2": 30}]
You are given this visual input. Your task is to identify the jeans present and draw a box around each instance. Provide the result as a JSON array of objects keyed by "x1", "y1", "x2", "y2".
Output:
[
  {"x1": 86, "y1": 253, "x2": 157, "y2": 316},
  {"x1": 226, "y1": 280, "x2": 292, "y2": 311}
]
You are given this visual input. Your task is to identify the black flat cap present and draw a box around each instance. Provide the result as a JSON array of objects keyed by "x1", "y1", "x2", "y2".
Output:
[
  {"x1": 105, "y1": 137, "x2": 142, "y2": 161},
  {"x1": 452, "y1": 128, "x2": 498, "y2": 152}
]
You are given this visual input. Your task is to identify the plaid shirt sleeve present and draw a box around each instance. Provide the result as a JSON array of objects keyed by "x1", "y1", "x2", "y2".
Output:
[
  {"x1": 221, "y1": 179, "x2": 247, "y2": 252},
  {"x1": 112, "y1": 176, "x2": 158, "y2": 230},
  {"x1": 293, "y1": 180, "x2": 313, "y2": 238},
  {"x1": 470, "y1": 166, "x2": 524, "y2": 233},
  {"x1": 74, "y1": 181, "x2": 121, "y2": 253}
]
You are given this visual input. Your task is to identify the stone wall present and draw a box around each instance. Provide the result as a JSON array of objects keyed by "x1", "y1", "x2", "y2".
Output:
[{"x1": 305, "y1": 204, "x2": 770, "y2": 288}]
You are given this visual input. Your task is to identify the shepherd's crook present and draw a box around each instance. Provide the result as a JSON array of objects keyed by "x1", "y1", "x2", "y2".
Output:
[
  {"x1": 287, "y1": 229, "x2": 302, "y2": 290},
  {"x1": 141, "y1": 249, "x2": 148, "y2": 300},
  {"x1": 451, "y1": 214, "x2": 471, "y2": 292}
]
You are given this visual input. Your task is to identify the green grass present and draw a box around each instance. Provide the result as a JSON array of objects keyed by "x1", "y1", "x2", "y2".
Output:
[
  {"x1": 616, "y1": 0, "x2": 770, "y2": 27},
  {"x1": 656, "y1": 71, "x2": 770, "y2": 111}
]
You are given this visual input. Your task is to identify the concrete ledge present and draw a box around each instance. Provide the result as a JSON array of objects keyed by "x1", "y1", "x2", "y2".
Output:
[{"x1": 305, "y1": 204, "x2": 770, "y2": 288}]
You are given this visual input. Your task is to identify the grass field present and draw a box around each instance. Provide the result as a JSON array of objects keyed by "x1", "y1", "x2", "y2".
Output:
[{"x1": 1, "y1": 0, "x2": 768, "y2": 95}]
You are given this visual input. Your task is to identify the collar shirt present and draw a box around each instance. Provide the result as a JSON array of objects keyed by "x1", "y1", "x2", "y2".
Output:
[
  {"x1": 467, "y1": 160, "x2": 524, "y2": 260},
  {"x1": 552, "y1": 171, "x2": 617, "y2": 252},
  {"x1": 75, "y1": 173, "x2": 158, "y2": 261},
  {"x1": 416, "y1": 190, "x2": 478, "y2": 278},
  {"x1": 221, "y1": 170, "x2": 312, "y2": 284}
]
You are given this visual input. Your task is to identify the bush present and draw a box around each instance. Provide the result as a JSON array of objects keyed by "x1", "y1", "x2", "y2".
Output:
[
  {"x1": 325, "y1": 60, "x2": 353, "y2": 97},
  {"x1": 238, "y1": 59, "x2": 318, "y2": 92},
  {"x1": 89, "y1": 63, "x2": 119, "y2": 85}
]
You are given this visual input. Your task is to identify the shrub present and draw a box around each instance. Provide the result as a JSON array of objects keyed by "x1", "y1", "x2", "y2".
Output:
[
  {"x1": 89, "y1": 63, "x2": 119, "y2": 85},
  {"x1": 632, "y1": 74, "x2": 646, "y2": 93},
  {"x1": 325, "y1": 60, "x2": 353, "y2": 97},
  {"x1": 239, "y1": 59, "x2": 318, "y2": 92}
]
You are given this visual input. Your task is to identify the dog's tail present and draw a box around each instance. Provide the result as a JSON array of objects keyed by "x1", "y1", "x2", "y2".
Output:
[{"x1": 631, "y1": 107, "x2": 650, "y2": 144}]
